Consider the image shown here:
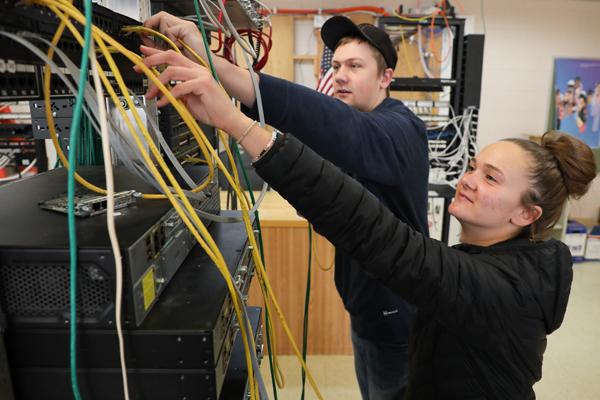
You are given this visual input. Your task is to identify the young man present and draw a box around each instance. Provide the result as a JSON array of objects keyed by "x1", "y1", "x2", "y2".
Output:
[{"x1": 141, "y1": 13, "x2": 429, "y2": 399}]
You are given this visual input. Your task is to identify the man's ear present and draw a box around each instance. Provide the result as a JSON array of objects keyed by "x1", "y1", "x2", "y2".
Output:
[
  {"x1": 511, "y1": 205, "x2": 543, "y2": 227},
  {"x1": 381, "y1": 67, "x2": 394, "y2": 90}
]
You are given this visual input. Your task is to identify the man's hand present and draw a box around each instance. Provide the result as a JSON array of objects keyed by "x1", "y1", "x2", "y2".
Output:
[{"x1": 142, "y1": 12, "x2": 207, "y2": 65}]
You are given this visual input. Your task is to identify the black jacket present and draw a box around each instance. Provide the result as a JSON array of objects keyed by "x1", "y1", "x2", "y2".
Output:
[
  {"x1": 244, "y1": 74, "x2": 428, "y2": 342},
  {"x1": 254, "y1": 134, "x2": 573, "y2": 400}
]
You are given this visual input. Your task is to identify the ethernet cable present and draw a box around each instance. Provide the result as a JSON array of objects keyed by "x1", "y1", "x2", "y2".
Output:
[
  {"x1": 0, "y1": 154, "x2": 10, "y2": 169},
  {"x1": 44, "y1": 5, "x2": 262, "y2": 396},
  {"x1": 428, "y1": 107, "x2": 477, "y2": 187},
  {"x1": 187, "y1": 4, "x2": 269, "y2": 395},
  {"x1": 39, "y1": 48, "x2": 215, "y2": 196},
  {"x1": 0, "y1": 159, "x2": 37, "y2": 182},
  {"x1": 213, "y1": 0, "x2": 257, "y2": 58},
  {"x1": 55, "y1": 19, "x2": 256, "y2": 400},
  {"x1": 237, "y1": 38, "x2": 285, "y2": 392},
  {"x1": 14, "y1": 32, "x2": 154, "y2": 188},
  {"x1": 173, "y1": 40, "x2": 270, "y2": 221},
  {"x1": 16, "y1": 13, "x2": 314, "y2": 400},
  {"x1": 90, "y1": 41, "x2": 131, "y2": 400},
  {"x1": 181, "y1": 15, "x2": 218, "y2": 31},
  {"x1": 186, "y1": 5, "x2": 280, "y2": 392},
  {"x1": 27, "y1": 4, "x2": 255, "y2": 396},
  {"x1": 176, "y1": 31, "x2": 271, "y2": 218},
  {"x1": 65, "y1": 0, "x2": 92, "y2": 397},
  {"x1": 253, "y1": 0, "x2": 273, "y2": 25},
  {"x1": 45, "y1": 1, "x2": 227, "y2": 261},
  {"x1": 393, "y1": 10, "x2": 436, "y2": 22},
  {"x1": 177, "y1": 5, "x2": 322, "y2": 396},
  {"x1": 35, "y1": 2, "x2": 326, "y2": 398},
  {"x1": 175, "y1": 27, "x2": 328, "y2": 400},
  {"x1": 121, "y1": 25, "x2": 182, "y2": 53},
  {"x1": 37, "y1": 3, "x2": 215, "y2": 199},
  {"x1": 2, "y1": 29, "x2": 156, "y2": 400},
  {"x1": 20, "y1": 32, "x2": 169, "y2": 189},
  {"x1": 197, "y1": 0, "x2": 228, "y2": 38},
  {"x1": 417, "y1": 25, "x2": 434, "y2": 79}
]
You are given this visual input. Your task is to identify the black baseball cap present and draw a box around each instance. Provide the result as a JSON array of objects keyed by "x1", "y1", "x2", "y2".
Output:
[{"x1": 321, "y1": 15, "x2": 397, "y2": 70}]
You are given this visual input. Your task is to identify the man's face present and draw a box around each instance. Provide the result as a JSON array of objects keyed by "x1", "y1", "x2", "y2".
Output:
[{"x1": 331, "y1": 41, "x2": 388, "y2": 112}]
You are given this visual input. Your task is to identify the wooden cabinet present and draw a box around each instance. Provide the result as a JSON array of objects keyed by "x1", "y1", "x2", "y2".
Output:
[{"x1": 222, "y1": 191, "x2": 352, "y2": 355}]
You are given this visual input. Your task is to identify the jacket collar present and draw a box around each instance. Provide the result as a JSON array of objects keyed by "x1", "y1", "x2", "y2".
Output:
[{"x1": 453, "y1": 231, "x2": 543, "y2": 254}]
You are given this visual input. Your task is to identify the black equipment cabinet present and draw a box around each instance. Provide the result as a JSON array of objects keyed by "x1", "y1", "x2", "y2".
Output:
[
  {"x1": 379, "y1": 16, "x2": 485, "y2": 116},
  {"x1": 379, "y1": 16, "x2": 485, "y2": 244},
  {"x1": 4, "y1": 212, "x2": 258, "y2": 400}
]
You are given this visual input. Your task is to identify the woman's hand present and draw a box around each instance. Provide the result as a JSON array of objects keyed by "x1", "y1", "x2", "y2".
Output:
[
  {"x1": 142, "y1": 12, "x2": 207, "y2": 65},
  {"x1": 137, "y1": 45, "x2": 248, "y2": 135}
]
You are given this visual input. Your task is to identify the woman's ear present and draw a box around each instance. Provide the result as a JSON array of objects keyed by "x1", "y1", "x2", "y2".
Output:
[{"x1": 511, "y1": 205, "x2": 543, "y2": 227}]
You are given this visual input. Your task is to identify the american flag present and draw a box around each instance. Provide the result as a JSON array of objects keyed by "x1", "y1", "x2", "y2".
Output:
[{"x1": 316, "y1": 44, "x2": 334, "y2": 96}]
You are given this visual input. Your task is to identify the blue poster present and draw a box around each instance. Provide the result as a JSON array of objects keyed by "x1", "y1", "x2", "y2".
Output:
[{"x1": 554, "y1": 58, "x2": 600, "y2": 148}]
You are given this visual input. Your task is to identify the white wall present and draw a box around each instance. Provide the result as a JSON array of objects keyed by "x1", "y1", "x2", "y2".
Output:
[
  {"x1": 269, "y1": 0, "x2": 600, "y2": 220},
  {"x1": 473, "y1": 0, "x2": 600, "y2": 220}
]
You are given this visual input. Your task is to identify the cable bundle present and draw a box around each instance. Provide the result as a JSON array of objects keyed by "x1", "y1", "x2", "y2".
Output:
[
  {"x1": 6, "y1": 0, "x2": 325, "y2": 399},
  {"x1": 428, "y1": 106, "x2": 478, "y2": 187}
]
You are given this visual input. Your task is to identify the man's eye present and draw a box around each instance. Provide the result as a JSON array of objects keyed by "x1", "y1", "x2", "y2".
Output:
[{"x1": 486, "y1": 175, "x2": 497, "y2": 183}]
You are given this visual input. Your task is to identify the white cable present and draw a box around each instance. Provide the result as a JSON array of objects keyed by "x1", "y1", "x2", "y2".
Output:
[
  {"x1": 90, "y1": 42, "x2": 130, "y2": 400},
  {"x1": 197, "y1": 0, "x2": 229, "y2": 34},
  {"x1": 439, "y1": 27, "x2": 453, "y2": 74},
  {"x1": 416, "y1": 26, "x2": 434, "y2": 79},
  {"x1": 15, "y1": 31, "x2": 160, "y2": 190},
  {"x1": 22, "y1": 31, "x2": 253, "y2": 222},
  {"x1": 253, "y1": 0, "x2": 273, "y2": 25},
  {"x1": 20, "y1": 32, "x2": 200, "y2": 195},
  {"x1": 239, "y1": 43, "x2": 269, "y2": 210},
  {"x1": 214, "y1": 0, "x2": 257, "y2": 58},
  {"x1": 428, "y1": 107, "x2": 476, "y2": 187},
  {"x1": 0, "y1": 159, "x2": 37, "y2": 182},
  {"x1": 7, "y1": 27, "x2": 269, "y2": 398},
  {"x1": 181, "y1": 15, "x2": 218, "y2": 31},
  {"x1": 205, "y1": 0, "x2": 224, "y2": 15},
  {"x1": 241, "y1": 51, "x2": 265, "y2": 129},
  {"x1": 0, "y1": 154, "x2": 11, "y2": 168},
  {"x1": 125, "y1": 90, "x2": 198, "y2": 190}
]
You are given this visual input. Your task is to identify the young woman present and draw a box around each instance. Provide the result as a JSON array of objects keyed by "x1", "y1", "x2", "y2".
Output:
[{"x1": 138, "y1": 48, "x2": 597, "y2": 399}]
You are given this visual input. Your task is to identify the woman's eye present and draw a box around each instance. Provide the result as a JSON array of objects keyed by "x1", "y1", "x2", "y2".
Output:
[{"x1": 486, "y1": 175, "x2": 497, "y2": 182}]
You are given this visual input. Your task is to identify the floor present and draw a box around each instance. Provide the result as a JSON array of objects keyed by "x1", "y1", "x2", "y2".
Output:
[{"x1": 259, "y1": 261, "x2": 600, "y2": 400}]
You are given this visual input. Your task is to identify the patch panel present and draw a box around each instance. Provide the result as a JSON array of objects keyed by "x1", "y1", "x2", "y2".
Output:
[
  {"x1": 0, "y1": 0, "x2": 146, "y2": 101},
  {"x1": 0, "y1": 71, "x2": 40, "y2": 100}
]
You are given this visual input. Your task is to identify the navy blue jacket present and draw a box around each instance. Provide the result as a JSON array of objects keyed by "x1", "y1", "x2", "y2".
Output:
[{"x1": 244, "y1": 74, "x2": 429, "y2": 342}]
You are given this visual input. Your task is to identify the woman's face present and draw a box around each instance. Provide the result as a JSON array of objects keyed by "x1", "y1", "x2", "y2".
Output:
[{"x1": 449, "y1": 142, "x2": 535, "y2": 233}]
